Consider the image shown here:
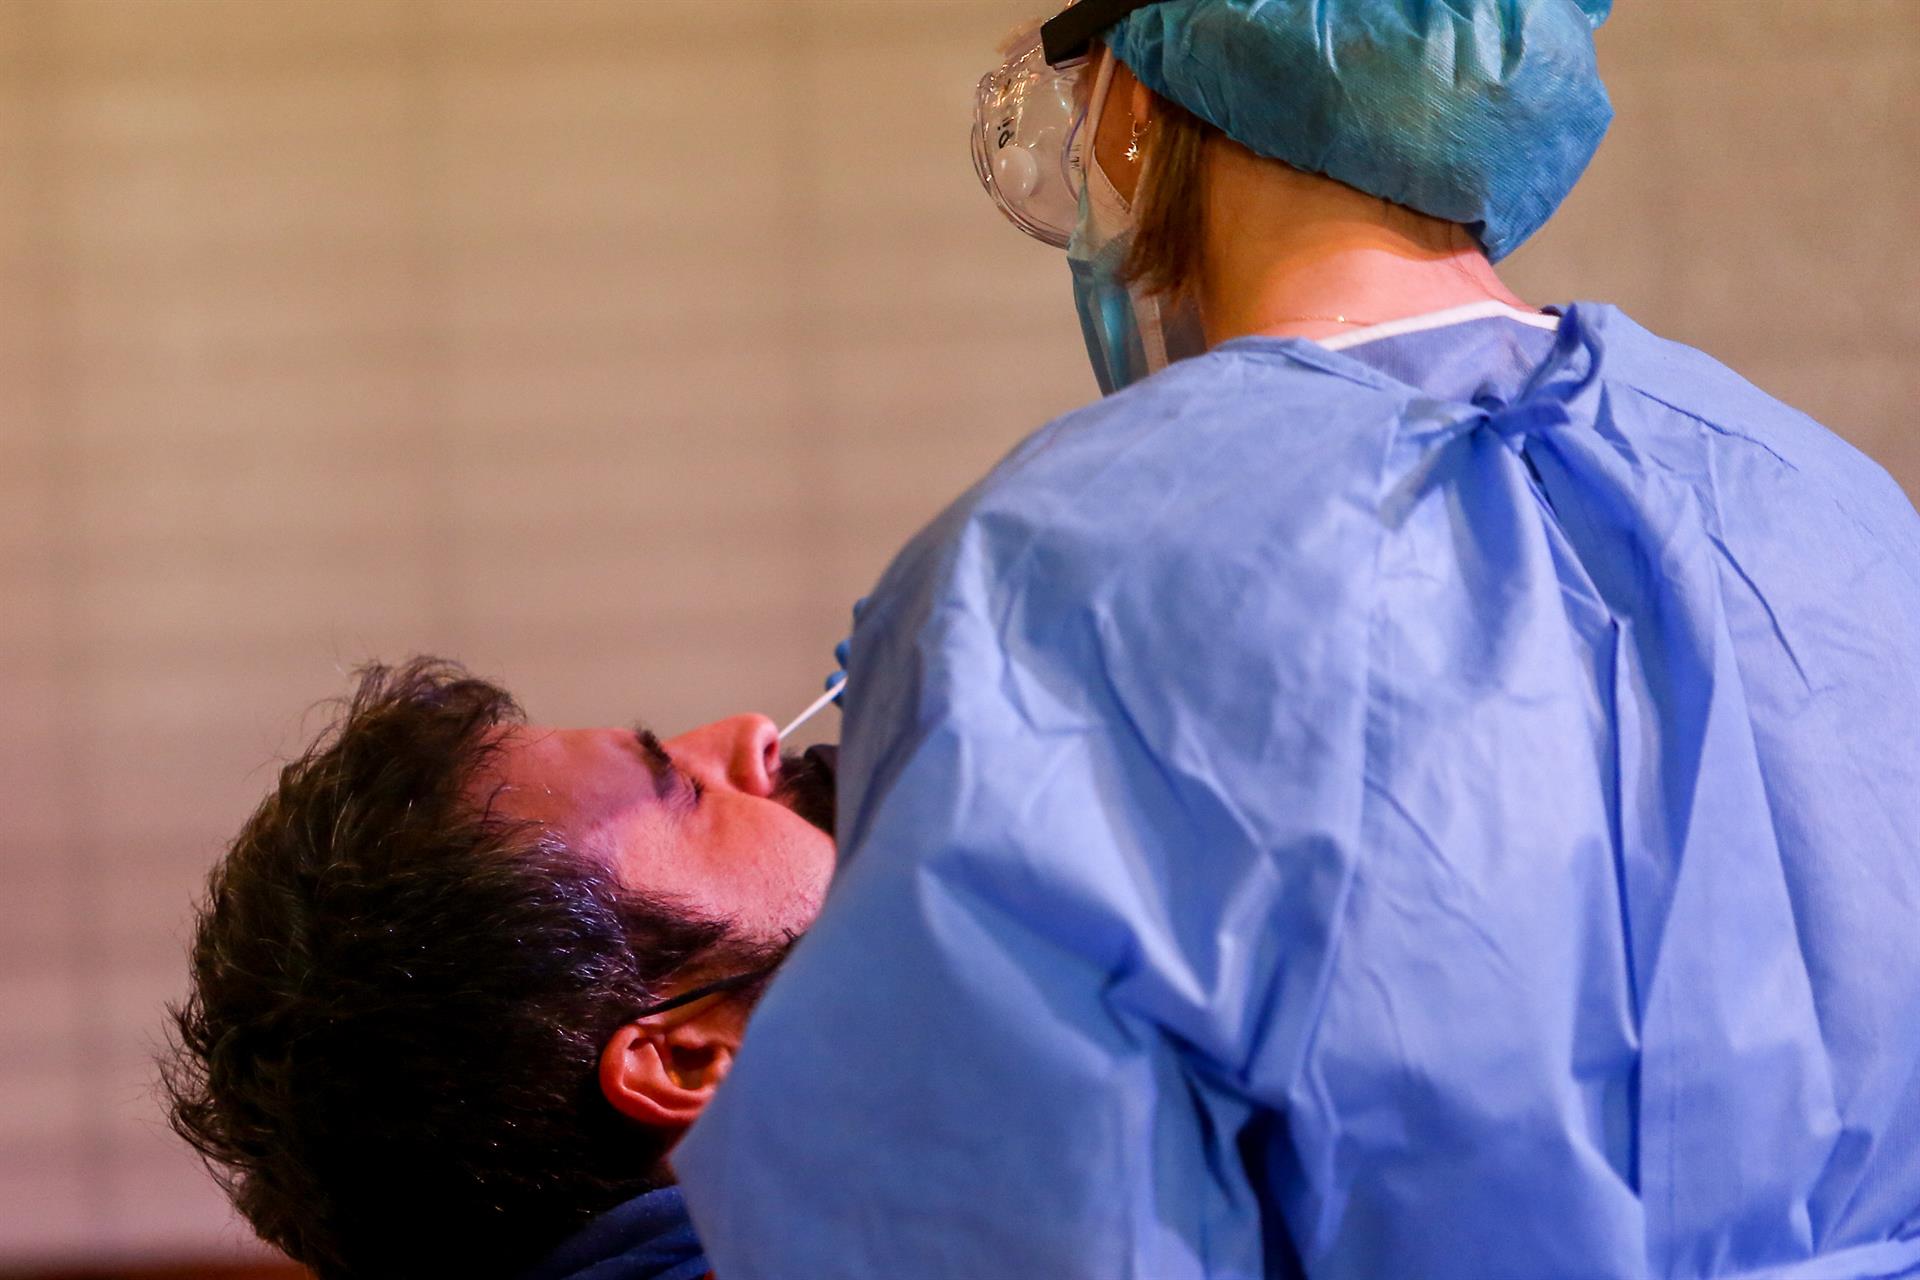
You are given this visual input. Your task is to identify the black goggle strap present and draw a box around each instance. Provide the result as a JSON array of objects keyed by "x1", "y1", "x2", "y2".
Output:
[
  {"x1": 1040, "y1": 0, "x2": 1167, "y2": 67},
  {"x1": 630, "y1": 963, "x2": 780, "y2": 1021}
]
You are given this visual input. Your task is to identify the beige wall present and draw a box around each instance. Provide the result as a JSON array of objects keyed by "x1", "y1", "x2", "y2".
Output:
[
  {"x1": 0, "y1": 0, "x2": 1912, "y2": 1265},
  {"x1": 1506, "y1": 1, "x2": 1920, "y2": 487}
]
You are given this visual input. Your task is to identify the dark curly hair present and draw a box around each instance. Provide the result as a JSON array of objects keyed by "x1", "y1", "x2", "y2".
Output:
[{"x1": 162, "y1": 659, "x2": 757, "y2": 1279}]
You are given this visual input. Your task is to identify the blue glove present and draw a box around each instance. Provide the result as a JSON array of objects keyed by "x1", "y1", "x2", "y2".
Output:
[{"x1": 827, "y1": 597, "x2": 867, "y2": 705}]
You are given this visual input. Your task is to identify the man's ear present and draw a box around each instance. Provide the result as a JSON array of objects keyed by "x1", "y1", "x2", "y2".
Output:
[{"x1": 598, "y1": 1018, "x2": 739, "y2": 1131}]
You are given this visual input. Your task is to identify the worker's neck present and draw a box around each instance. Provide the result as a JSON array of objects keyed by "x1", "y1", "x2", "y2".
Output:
[{"x1": 1199, "y1": 142, "x2": 1530, "y2": 348}]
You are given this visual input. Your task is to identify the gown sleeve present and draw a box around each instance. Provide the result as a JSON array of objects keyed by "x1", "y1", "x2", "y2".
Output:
[{"x1": 674, "y1": 370, "x2": 1392, "y2": 1279}]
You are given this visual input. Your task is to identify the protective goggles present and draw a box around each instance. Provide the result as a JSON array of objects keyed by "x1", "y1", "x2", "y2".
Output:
[{"x1": 970, "y1": 0, "x2": 1165, "y2": 248}]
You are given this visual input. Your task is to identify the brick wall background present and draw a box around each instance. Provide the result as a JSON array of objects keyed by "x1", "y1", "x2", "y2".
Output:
[{"x1": 0, "y1": 0, "x2": 1913, "y2": 1266}]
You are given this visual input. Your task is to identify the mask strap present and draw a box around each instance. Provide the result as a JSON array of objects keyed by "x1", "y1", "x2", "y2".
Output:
[
  {"x1": 1135, "y1": 296, "x2": 1171, "y2": 368},
  {"x1": 1084, "y1": 46, "x2": 1166, "y2": 367},
  {"x1": 629, "y1": 963, "x2": 780, "y2": 1021},
  {"x1": 1076, "y1": 48, "x2": 1120, "y2": 198}
]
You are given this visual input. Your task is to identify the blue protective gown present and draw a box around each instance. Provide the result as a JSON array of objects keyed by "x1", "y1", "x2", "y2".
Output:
[{"x1": 677, "y1": 304, "x2": 1920, "y2": 1279}]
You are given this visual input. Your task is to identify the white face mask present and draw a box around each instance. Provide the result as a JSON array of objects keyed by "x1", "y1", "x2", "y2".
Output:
[
  {"x1": 1064, "y1": 49, "x2": 1207, "y2": 395},
  {"x1": 1080, "y1": 128, "x2": 1133, "y2": 250}
]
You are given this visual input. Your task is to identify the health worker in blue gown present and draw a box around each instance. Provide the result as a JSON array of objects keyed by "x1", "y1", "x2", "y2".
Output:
[{"x1": 677, "y1": 2, "x2": 1920, "y2": 1277}]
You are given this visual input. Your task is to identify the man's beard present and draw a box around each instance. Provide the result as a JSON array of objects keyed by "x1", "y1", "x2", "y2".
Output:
[{"x1": 773, "y1": 744, "x2": 836, "y2": 836}]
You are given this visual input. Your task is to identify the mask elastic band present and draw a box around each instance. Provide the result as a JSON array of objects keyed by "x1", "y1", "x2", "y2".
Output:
[{"x1": 1081, "y1": 47, "x2": 1119, "y2": 185}]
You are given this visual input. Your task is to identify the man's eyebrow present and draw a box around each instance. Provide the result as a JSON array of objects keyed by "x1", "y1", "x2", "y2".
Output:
[{"x1": 629, "y1": 724, "x2": 677, "y2": 799}]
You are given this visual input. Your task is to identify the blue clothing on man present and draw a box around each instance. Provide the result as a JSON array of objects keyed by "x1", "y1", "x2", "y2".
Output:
[
  {"x1": 678, "y1": 304, "x2": 1920, "y2": 1279},
  {"x1": 519, "y1": 1187, "x2": 708, "y2": 1280}
]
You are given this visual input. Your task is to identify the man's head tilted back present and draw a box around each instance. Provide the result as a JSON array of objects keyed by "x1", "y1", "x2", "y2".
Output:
[{"x1": 162, "y1": 658, "x2": 836, "y2": 1279}]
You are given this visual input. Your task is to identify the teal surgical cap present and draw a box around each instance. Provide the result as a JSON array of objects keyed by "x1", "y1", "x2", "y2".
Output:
[{"x1": 1105, "y1": 0, "x2": 1614, "y2": 261}]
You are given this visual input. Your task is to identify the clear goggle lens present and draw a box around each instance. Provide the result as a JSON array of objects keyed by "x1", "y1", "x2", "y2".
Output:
[{"x1": 971, "y1": 24, "x2": 1092, "y2": 249}]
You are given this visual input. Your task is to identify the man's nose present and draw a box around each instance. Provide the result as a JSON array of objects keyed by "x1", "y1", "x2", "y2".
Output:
[{"x1": 714, "y1": 713, "x2": 781, "y2": 798}]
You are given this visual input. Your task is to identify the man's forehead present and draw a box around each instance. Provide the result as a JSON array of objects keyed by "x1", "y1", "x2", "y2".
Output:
[{"x1": 474, "y1": 723, "x2": 652, "y2": 837}]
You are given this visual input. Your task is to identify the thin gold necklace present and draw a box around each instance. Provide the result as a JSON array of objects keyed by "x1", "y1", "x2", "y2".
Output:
[{"x1": 1272, "y1": 314, "x2": 1382, "y2": 327}]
